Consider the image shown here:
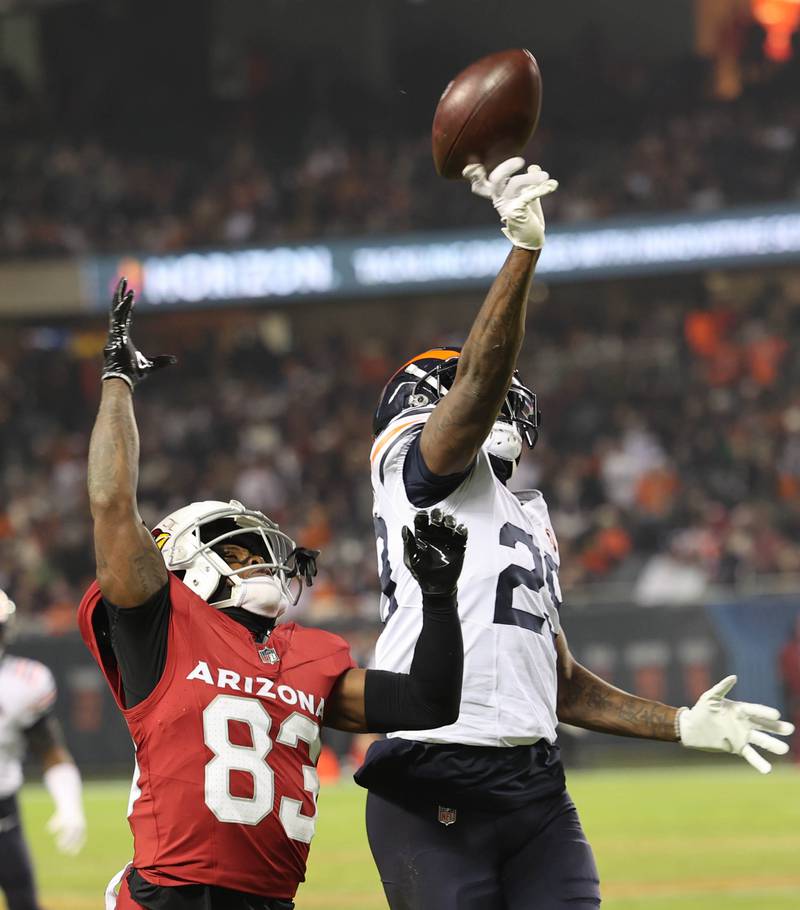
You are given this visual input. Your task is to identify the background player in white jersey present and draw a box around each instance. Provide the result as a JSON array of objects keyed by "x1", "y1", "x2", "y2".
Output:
[
  {"x1": 355, "y1": 159, "x2": 795, "y2": 910},
  {"x1": 0, "y1": 588, "x2": 86, "y2": 910}
]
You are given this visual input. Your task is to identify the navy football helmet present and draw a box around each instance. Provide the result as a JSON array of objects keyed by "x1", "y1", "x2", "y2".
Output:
[{"x1": 373, "y1": 346, "x2": 540, "y2": 449}]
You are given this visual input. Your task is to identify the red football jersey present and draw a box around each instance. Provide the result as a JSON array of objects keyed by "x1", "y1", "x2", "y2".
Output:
[{"x1": 78, "y1": 573, "x2": 356, "y2": 899}]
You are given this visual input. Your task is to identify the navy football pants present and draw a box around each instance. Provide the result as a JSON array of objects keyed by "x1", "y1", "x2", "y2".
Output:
[
  {"x1": 366, "y1": 789, "x2": 601, "y2": 910},
  {"x1": 0, "y1": 795, "x2": 41, "y2": 910}
]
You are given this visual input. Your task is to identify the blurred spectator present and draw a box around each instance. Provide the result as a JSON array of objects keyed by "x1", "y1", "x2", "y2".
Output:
[
  {"x1": 3, "y1": 265, "x2": 800, "y2": 629},
  {"x1": 1, "y1": 42, "x2": 800, "y2": 258},
  {"x1": 634, "y1": 532, "x2": 710, "y2": 606}
]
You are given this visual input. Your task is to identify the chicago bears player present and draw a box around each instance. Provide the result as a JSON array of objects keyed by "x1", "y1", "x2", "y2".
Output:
[
  {"x1": 356, "y1": 159, "x2": 795, "y2": 910},
  {"x1": 81, "y1": 279, "x2": 468, "y2": 910},
  {"x1": 0, "y1": 588, "x2": 86, "y2": 910}
]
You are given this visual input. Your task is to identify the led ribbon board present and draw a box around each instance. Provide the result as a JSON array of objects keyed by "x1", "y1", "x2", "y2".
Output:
[{"x1": 84, "y1": 204, "x2": 800, "y2": 309}]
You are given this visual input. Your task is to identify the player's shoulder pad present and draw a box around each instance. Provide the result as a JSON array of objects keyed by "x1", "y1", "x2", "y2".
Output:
[
  {"x1": 273, "y1": 622, "x2": 355, "y2": 672},
  {"x1": 370, "y1": 407, "x2": 434, "y2": 485},
  {"x1": 514, "y1": 488, "x2": 551, "y2": 519},
  {"x1": 515, "y1": 489, "x2": 560, "y2": 559},
  {"x1": 6, "y1": 656, "x2": 57, "y2": 716},
  {"x1": 167, "y1": 571, "x2": 212, "y2": 610}
]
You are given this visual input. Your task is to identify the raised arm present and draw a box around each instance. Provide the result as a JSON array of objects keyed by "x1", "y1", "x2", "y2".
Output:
[
  {"x1": 420, "y1": 160, "x2": 557, "y2": 476},
  {"x1": 87, "y1": 279, "x2": 176, "y2": 607},
  {"x1": 325, "y1": 510, "x2": 467, "y2": 733},
  {"x1": 556, "y1": 629, "x2": 794, "y2": 773}
]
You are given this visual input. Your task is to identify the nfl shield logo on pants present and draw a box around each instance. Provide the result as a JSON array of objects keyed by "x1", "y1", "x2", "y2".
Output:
[{"x1": 437, "y1": 806, "x2": 457, "y2": 826}]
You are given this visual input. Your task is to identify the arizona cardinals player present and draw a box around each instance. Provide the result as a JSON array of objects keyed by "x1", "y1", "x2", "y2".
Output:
[
  {"x1": 81, "y1": 279, "x2": 467, "y2": 910},
  {"x1": 0, "y1": 589, "x2": 86, "y2": 910},
  {"x1": 356, "y1": 159, "x2": 795, "y2": 910}
]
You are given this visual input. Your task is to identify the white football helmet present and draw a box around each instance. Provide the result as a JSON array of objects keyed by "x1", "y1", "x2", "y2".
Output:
[{"x1": 152, "y1": 500, "x2": 301, "y2": 614}]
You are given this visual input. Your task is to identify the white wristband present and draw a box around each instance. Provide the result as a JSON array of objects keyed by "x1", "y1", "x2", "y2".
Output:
[
  {"x1": 102, "y1": 372, "x2": 134, "y2": 391},
  {"x1": 43, "y1": 762, "x2": 84, "y2": 818},
  {"x1": 675, "y1": 707, "x2": 688, "y2": 743}
]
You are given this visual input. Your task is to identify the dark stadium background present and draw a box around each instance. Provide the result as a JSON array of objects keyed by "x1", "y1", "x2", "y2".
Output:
[{"x1": 2, "y1": 0, "x2": 800, "y2": 781}]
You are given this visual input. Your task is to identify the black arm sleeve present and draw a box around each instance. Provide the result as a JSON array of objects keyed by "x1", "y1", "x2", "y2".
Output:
[
  {"x1": 103, "y1": 583, "x2": 170, "y2": 709},
  {"x1": 363, "y1": 592, "x2": 463, "y2": 734},
  {"x1": 402, "y1": 434, "x2": 473, "y2": 508}
]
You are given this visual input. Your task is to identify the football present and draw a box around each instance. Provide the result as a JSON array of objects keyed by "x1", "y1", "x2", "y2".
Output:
[{"x1": 432, "y1": 49, "x2": 542, "y2": 179}]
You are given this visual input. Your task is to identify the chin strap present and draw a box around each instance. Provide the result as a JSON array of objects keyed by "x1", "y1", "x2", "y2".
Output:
[
  {"x1": 231, "y1": 576, "x2": 287, "y2": 619},
  {"x1": 486, "y1": 423, "x2": 523, "y2": 462}
]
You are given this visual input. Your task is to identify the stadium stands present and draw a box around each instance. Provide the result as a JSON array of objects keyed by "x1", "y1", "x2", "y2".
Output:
[
  {"x1": 2, "y1": 42, "x2": 799, "y2": 258},
  {"x1": 3, "y1": 265, "x2": 800, "y2": 628}
]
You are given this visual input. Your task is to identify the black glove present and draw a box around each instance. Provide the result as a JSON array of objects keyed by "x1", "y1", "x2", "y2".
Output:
[
  {"x1": 287, "y1": 547, "x2": 320, "y2": 586},
  {"x1": 102, "y1": 278, "x2": 177, "y2": 389},
  {"x1": 402, "y1": 508, "x2": 468, "y2": 597}
]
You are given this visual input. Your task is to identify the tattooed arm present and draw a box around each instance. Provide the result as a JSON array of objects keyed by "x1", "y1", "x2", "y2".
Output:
[
  {"x1": 420, "y1": 248, "x2": 539, "y2": 475},
  {"x1": 87, "y1": 279, "x2": 175, "y2": 608},
  {"x1": 87, "y1": 379, "x2": 168, "y2": 608},
  {"x1": 556, "y1": 629, "x2": 678, "y2": 741}
]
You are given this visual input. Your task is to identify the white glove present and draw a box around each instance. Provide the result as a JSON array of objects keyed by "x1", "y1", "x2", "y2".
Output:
[
  {"x1": 46, "y1": 808, "x2": 87, "y2": 855},
  {"x1": 44, "y1": 762, "x2": 86, "y2": 855},
  {"x1": 463, "y1": 157, "x2": 558, "y2": 251},
  {"x1": 678, "y1": 675, "x2": 795, "y2": 774}
]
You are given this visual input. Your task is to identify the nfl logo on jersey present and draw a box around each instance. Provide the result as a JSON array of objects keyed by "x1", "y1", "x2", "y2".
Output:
[
  {"x1": 258, "y1": 646, "x2": 280, "y2": 665},
  {"x1": 437, "y1": 806, "x2": 457, "y2": 826}
]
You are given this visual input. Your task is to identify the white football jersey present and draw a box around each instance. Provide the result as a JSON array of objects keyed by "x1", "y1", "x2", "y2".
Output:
[
  {"x1": 0, "y1": 655, "x2": 57, "y2": 797},
  {"x1": 371, "y1": 409, "x2": 563, "y2": 747}
]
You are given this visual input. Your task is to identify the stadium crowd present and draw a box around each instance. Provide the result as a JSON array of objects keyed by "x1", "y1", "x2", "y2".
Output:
[
  {"x1": 2, "y1": 36, "x2": 800, "y2": 258},
  {"x1": 3, "y1": 266, "x2": 800, "y2": 630}
]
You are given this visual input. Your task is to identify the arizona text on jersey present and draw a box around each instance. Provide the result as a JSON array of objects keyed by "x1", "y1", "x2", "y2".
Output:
[{"x1": 78, "y1": 574, "x2": 355, "y2": 900}]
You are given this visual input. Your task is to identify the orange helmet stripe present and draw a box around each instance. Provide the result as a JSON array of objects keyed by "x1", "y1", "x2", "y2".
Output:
[
  {"x1": 400, "y1": 348, "x2": 460, "y2": 370},
  {"x1": 385, "y1": 347, "x2": 460, "y2": 384}
]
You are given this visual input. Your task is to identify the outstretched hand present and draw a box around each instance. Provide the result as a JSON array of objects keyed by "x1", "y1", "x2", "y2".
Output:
[
  {"x1": 678, "y1": 675, "x2": 795, "y2": 773},
  {"x1": 102, "y1": 278, "x2": 177, "y2": 389},
  {"x1": 47, "y1": 808, "x2": 86, "y2": 856},
  {"x1": 463, "y1": 157, "x2": 558, "y2": 251},
  {"x1": 402, "y1": 508, "x2": 468, "y2": 597}
]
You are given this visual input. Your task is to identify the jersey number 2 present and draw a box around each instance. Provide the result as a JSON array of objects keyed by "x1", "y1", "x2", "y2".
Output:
[
  {"x1": 494, "y1": 522, "x2": 559, "y2": 634},
  {"x1": 374, "y1": 515, "x2": 399, "y2": 618},
  {"x1": 203, "y1": 694, "x2": 321, "y2": 842}
]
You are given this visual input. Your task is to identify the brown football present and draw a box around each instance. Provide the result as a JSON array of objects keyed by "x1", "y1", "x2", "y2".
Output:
[{"x1": 432, "y1": 49, "x2": 542, "y2": 179}]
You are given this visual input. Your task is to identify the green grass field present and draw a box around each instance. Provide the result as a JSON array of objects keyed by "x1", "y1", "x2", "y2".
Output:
[{"x1": 12, "y1": 765, "x2": 800, "y2": 910}]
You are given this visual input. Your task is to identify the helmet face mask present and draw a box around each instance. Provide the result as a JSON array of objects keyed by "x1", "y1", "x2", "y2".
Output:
[
  {"x1": 153, "y1": 501, "x2": 302, "y2": 614},
  {"x1": 498, "y1": 377, "x2": 540, "y2": 450},
  {"x1": 374, "y1": 348, "x2": 541, "y2": 456}
]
